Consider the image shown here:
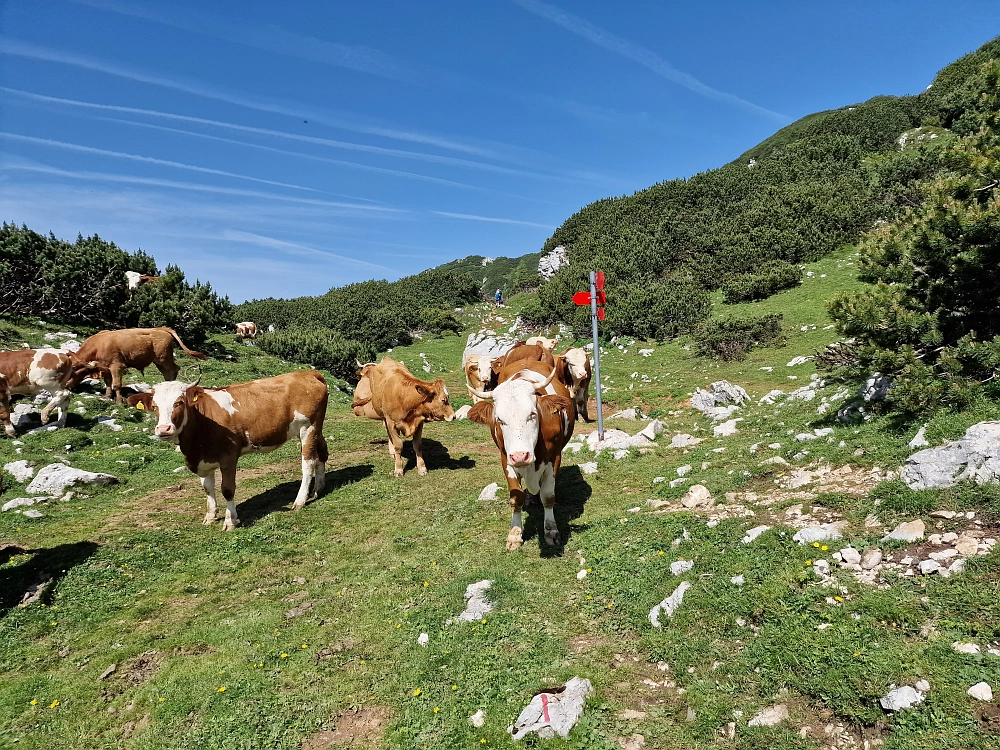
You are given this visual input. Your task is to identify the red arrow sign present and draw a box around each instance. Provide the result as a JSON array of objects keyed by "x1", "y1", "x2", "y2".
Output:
[
  {"x1": 572, "y1": 291, "x2": 606, "y2": 306},
  {"x1": 595, "y1": 271, "x2": 605, "y2": 291},
  {"x1": 597, "y1": 306, "x2": 605, "y2": 321}
]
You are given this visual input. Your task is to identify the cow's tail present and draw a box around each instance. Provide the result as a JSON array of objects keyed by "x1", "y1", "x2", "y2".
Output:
[{"x1": 164, "y1": 328, "x2": 209, "y2": 360}]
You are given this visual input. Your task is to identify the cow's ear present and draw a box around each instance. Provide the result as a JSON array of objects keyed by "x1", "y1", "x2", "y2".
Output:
[
  {"x1": 467, "y1": 401, "x2": 494, "y2": 425},
  {"x1": 127, "y1": 392, "x2": 154, "y2": 411},
  {"x1": 539, "y1": 394, "x2": 573, "y2": 417},
  {"x1": 186, "y1": 386, "x2": 204, "y2": 405},
  {"x1": 415, "y1": 384, "x2": 434, "y2": 400}
]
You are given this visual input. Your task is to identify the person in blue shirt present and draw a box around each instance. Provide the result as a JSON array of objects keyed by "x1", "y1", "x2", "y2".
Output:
[{"x1": 494, "y1": 288, "x2": 502, "y2": 306}]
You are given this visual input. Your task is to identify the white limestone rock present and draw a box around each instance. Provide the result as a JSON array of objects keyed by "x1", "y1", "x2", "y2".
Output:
[
  {"x1": 4, "y1": 460, "x2": 35, "y2": 483},
  {"x1": 648, "y1": 582, "x2": 692, "y2": 627},
  {"x1": 509, "y1": 676, "x2": 592, "y2": 740},
  {"x1": 883, "y1": 520, "x2": 926, "y2": 543},
  {"x1": 446, "y1": 580, "x2": 493, "y2": 624},
  {"x1": 880, "y1": 685, "x2": 926, "y2": 711},
  {"x1": 748, "y1": 704, "x2": 789, "y2": 727},
  {"x1": 968, "y1": 682, "x2": 993, "y2": 701},
  {"x1": 26, "y1": 463, "x2": 117, "y2": 496},
  {"x1": 478, "y1": 482, "x2": 499, "y2": 502}
]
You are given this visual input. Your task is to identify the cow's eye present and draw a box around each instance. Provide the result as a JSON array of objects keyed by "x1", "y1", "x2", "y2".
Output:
[{"x1": 528, "y1": 413, "x2": 536, "y2": 420}]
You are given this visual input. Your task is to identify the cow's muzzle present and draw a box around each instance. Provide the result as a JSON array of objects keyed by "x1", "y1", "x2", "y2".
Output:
[
  {"x1": 508, "y1": 451, "x2": 532, "y2": 467},
  {"x1": 154, "y1": 425, "x2": 177, "y2": 439}
]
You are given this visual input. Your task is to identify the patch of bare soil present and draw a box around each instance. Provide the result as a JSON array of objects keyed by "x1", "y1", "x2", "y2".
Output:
[
  {"x1": 788, "y1": 699, "x2": 886, "y2": 750},
  {"x1": 301, "y1": 706, "x2": 392, "y2": 748},
  {"x1": 172, "y1": 643, "x2": 215, "y2": 657},
  {"x1": 976, "y1": 703, "x2": 1000, "y2": 734},
  {"x1": 121, "y1": 712, "x2": 152, "y2": 738},
  {"x1": 569, "y1": 634, "x2": 611, "y2": 654},
  {"x1": 119, "y1": 650, "x2": 161, "y2": 687}
]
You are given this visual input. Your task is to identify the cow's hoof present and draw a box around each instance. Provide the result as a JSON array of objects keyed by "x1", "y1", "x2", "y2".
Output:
[
  {"x1": 222, "y1": 519, "x2": 240, "y2": 532},
  {"x1": 506, "y1": 529, "x2": 523, "y2": 550},
  {"x1": 40, "y1": 414, "x2": 50, "y2": 426},
  {"x1": 203, "y1": 514, "x2": 216, "y2": 525},
  {"x1": 544, "y1": 525, "x2": 560, "y2": 546},
  {"x1": 393, "y1": 469, "x2": 404, "y2": 478},
  {"x1": 417, "y1": 466, "x2": 428, "y2": 477},
  {"x1": 4, "y1": 428, "x2": 15, "y2": 438}
]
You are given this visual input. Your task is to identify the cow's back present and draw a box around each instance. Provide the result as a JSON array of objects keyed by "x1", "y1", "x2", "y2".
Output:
[
  {"x1": 212, "y1": 371, "x2": 328, "y2": 446},
  {"x1": 497, "y1": 360, "x2": 570, "y2": 399},
  {"x1": 497, "y1": 343, "x2": 555, "y2": 373},
  {"x1": 76, "y1": 328, "x2": 171, "y2": 369},
  {"x1": 0, "y1": 350, "x2": 35, "y2": 390}
]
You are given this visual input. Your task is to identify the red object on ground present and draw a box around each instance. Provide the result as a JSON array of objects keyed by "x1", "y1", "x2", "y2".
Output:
[{"x1": 541, "y1": 693, "x2": 550, "y2": 722}]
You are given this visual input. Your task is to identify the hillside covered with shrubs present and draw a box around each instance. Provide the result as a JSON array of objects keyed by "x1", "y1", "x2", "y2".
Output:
[
  {"x1": 0, "y1": 223, "x2": 232, "y2": 346},
  {"x1": 521, "y1": 38, "x2": 1000, "y2": 349}
]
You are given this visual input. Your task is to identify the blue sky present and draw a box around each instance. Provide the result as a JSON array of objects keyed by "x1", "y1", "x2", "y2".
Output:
[{"x1": 1, "y1": 1, "x2": 998, "y2": 302}]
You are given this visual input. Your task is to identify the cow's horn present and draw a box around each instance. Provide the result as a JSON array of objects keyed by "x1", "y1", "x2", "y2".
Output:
[
  {"x1": 356, "y1": 359, "x2": 364, "y2": 368},
  {"x1": 192, "y1": 364, "x2": 202, "y2": 387},
  {"x1": 534, "y1": 366, "x2": 557, "y2": 393},
  {"x1": 465, "y1": 374, "x2": 493, "y2": 401}
]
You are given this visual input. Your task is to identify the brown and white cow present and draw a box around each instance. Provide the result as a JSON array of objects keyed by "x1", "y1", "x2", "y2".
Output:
[
  {"x1": 467, "y1": 359, "x2": 575, "y2": 550},
  {"x1": 554, "y1": 347, "x2": 593, "y2": 421},
  {"x1": 463, "y1": 353, "x2": 496, "y2": 403},
  {"x1": 127, "y1": 370, "x2": 329, "y2": 531},
  {"x1": 235, "y1": 322, "x2": 259, "y2": 340},
  {"x1": 352, "y1": 357, "x2": 455, "y2": 477},
  {"x1": 73, "y1": 327, "x2": 209, "y2": 404},
  {"x1": 489, "y1": 342, "x2": 555, "y2": 382},
  {"x1": 525, "y1": 335, "x2": 557, "y2": 351},
  {"x1": 124, "y1": 271, "x2": 159, "y2": 292},
  {"x1": 0, "y1": 349, "x2": 94, "y2": 436}
]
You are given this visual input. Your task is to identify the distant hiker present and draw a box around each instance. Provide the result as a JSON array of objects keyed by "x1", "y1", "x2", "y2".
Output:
[{"x1": 495, "y1": 288, "x2": 503, "y2": 306}]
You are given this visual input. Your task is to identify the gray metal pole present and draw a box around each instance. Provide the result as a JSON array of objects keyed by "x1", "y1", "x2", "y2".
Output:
[{"x1": 589, "y1": 271, "x2": 604, "y2": 441}]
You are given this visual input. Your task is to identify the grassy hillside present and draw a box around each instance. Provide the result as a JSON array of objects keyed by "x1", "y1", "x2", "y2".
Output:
[{"x1": 2, "y1": 246, "x2": 999, "y2": 748}]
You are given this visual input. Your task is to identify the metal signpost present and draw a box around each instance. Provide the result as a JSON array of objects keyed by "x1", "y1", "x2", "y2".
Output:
[{"x1": 572, "y1": 271, "x2": 605, "y2": 440}]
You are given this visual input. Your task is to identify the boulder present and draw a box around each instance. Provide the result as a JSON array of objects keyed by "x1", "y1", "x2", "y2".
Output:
[
  {"x1": 839, "y1": 547, "x2": 861, "y2": 566},
  {"x1": 901, "y1": 421, "x2": 1000, "y2": 490},
  {"x1": 710, "y1": 381, "x2": 749, "y2": 405},
  {"x1": 680, "y1": 485, "x2": 712, "y2": 509},
  {"x1": 4, "y1": 460, "x2": 35, "y2": 483},
  {"x1": 882, "y1": 520, "x2": 925, "y2": 543},
  {"x1": 860, "y1": 547, "x2": 883, "y2": 569},
  {"x1": 25, "y1": 463, "x2": 117, "y2": 496},
  {"x1": 509, "y1": 676, "x2": 592, "y2": 740},
  {"x1": 463, "y1": 331, "x2": 516, "y2": 363},
  {"x1": 637, "y1": 420, "x2": 663, "y2": 441},
  {"x1": 537, "y1": 245, "x2": 569, "y2": 280},
  {"x1": 862, "y1": 373, "x2": 891, "y2": 402},
  {"x1": 880, "y1": 685, "x2": 925, "y2": 711},
  {"x1": 691, "y1": 389, "x2": 716, "y2": 412},
  {"x1": 670, "y1": 434, "x2": 704, "y2": 448},
  {"x1": 747, "y1": 704, "x2": 789, "y2": 727},
  {"x1": 648, "y1": 582, "x2": 692, "y2": 627}
]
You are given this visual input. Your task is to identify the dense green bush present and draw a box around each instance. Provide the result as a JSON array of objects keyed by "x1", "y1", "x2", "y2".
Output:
[
  {"x1": 825, "y1": 58, "x2": 1000, "y2": 413},
  {"x1": 607, "y1": 279, "x2": 712, "y2": 341},
  {"x1": 721, "y1": 260, "x2": 803, "y2": 303},
  {"x1": 694, "y1": 313, "x2": 784, "y2": 360},
  {"x1": 256, "y1": 329, "x2": 376, "y2": 382},
  {"x1": 236, "y1": 269, "x2": 479, "y2": 350},
  {"x1": 0, "y1": 224, "x2": 231, "y2": 344}
]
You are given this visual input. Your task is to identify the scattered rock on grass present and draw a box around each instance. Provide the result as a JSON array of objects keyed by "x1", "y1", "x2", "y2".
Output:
[
  {"x1": 742, "y1": 525, "x2": 770, "y2": 544},
  {"x1": 901, "y1": 421, "x2": 1000, "y2": 490},
  {"x1": 446, "y1": 580, "x2": 493, "y2": 624},
  {"x1": 2, "y1": 497, "x2": 45, "y2": 512},
  {"x1": 417, "y1": 633, "x2": 429, "y2": 647},
  {"x1": 909, "y1": 425, "x2": 929, "y2": 448},
  {"x1": 580, "y1": 462, "x2": 598, "y2": 475},
  {"x1": 680, "y1": 485, "x2": 712, "y2": 509},
  {"x1": 469, "y1": 709, "x2": 486, "y2": 727},
  {"x1": 670, "y1": 433, "x2": 704, "y2": 448},
  {"x1": 478, "y1": 483, "x2": 499, "y2": 502},
  {"x1": 4, "y1": 460, "x2": 35, "y2": 482},
  {"x1": 713, "y1": 419, "x2": 739, "y2": 437},
  {"x1": 953, "y1": 642, "x2": 981, "y2": 655},
  {"x1": 880, "y1": 684, "x2": 926, "y2": 711},
  {"x1": 26, "y1": 463, "x2": 117, "y2": 496},
  {"x1": 792, "y1": 522, "x2": 846, "y2": 545},
  {"x1": 509, "y1": 677, "x2": 593, "y2": 740},
  {"x1": 649, "y1": 582, "x2": 692, "y2": 628},
  {"x1": 968, "y1": 682, "x2": 993, "y2": 701},
  {"x1": 747, "y1": 703, "x2": 789, "y2": 727},
  {"x1": 637, "y1": 420, "x2": 663, "y2": 441},
  {"x1": 883, "y1": 520, "x2": 925, "y2": 543},
  {"x1": 669, "y1": 560, "x2": 693, "y2": 576}
]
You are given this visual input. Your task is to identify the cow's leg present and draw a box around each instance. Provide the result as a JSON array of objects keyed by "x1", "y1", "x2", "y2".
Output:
[
  {"x1": 412, "y1": 421, "x2": 428, "y2": 476},
  {"x1": 505, "y1": 470, "x2": 527, "y2": 551},
  {"x1": 384, "y1": 419, "x2": 405, "y2": 477},
  {"x1": 292, "y1": 422, "x2": 322, "y2": 510},
  {"x1": 110, "y1": 364, "x2": 126, "y2": 404},
  {"x1": 39, "y1": 389, "x2": 70, "y2": 427},
  {"x1": 219, "y1": 463, "x2": 240, "y2": 531},
  {"x1": 578, "y1": 393, "x2": 590, "y2": 422},
  {"x1": 102, "y1": 370, "x2": 114, "y2": 399},
  {"x1": 200, "y1": 471, "x2": 218, "y2": 524},
  {"x1": 0, "y1": 398, "x2": 13, "y2": 437},
  {"x1": 301, "y1": 422, "x2": 327, "y2": 500},
  {"x1": 540, "y1": 463, "x2": 560, "y2": 546}
]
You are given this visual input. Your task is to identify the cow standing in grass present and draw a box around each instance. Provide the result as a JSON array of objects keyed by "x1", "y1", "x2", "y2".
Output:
[
  {"x1": 554, "y1": 347, "x2": 593, "y2": 421},
  {"x1": 73, "y1": 327, "x2": 209, "y2": 404},
  {"x1": 0, "y1": 348, "x2": 95, "y2": 436},
  {"x1": 352, "y1": 357, "x2": 455, "y2": 477},
  {"x1": 128, "y1": 370, "x2": 329, "y2": 531},
  {"x1": 467, "y1": 359, "x2": 575, "y2": 550},
  {"x1": 235, "y1": 322, "x2": 258, "y2": 340}
]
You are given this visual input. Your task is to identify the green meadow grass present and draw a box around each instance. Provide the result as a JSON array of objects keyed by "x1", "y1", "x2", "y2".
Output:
[{"x1": 1, "y1": 252, "x2": 999, "y2": 748}]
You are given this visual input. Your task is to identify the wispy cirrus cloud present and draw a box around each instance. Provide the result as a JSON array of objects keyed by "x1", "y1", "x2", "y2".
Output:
[
  {"x1": 432, "y1": 211, "x2": 553, "y2": 229},
  {"x1": 221, "y1": 230, "x2": 396, "y2": 273},
  {"x1": 0, "y1": 39, "x2": 497, "y2": 158},
  {"x1": 72, "y1": 0, "x2": 424, "y2": 84},
  {"x1": 511, "y1": 0, "x2": 787, "y2": 123},
  {"x1": 0, "y1": 132, "x2": 319, "y2": 192}
]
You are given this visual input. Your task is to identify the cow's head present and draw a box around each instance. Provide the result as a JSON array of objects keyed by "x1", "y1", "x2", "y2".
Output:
[
  {"x1": 418, "y1": 379, "x2": 455, "y2": 422},
  {"x1": 464, "y1": 355, "x2": 494, "y2": 401},
  {"x1": 467, "y1": 368, "x2": 560, "y2": 467},
  {"x1": 128, "y1": 381, "x2": 200, "y2": 441}
]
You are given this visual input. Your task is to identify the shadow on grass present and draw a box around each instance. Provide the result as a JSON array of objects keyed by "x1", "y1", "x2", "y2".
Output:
[
  {"x1": 0, "y1": 541, "x2": 100, "y2": 617},
  {"x1": 523, "y1": 464, "x2": 593, "y2": 557},
  {"x1": 402, "y1": 438, "x2": 476, "y2": 473},
  {"x1": 236, "y1": 463, "x2": 375, "y2": 526}
]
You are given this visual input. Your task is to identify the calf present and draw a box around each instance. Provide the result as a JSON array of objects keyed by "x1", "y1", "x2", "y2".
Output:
[
  {"x1": 128, "y1": 370, "x2": 329, "y2": 531},
  {"x1": 467, "y1": 360, "x2": 575, "y2": 550},
  {"x1": 0, "y1": 349, "x2": 91, "y2": 436},
  {"x1": 235, "y1": 322, "x2": 258, "y2": 340},
  {"x1": 351, "y1": 357, "x2": 455, "y2": 477},
  {"x1": 554, "y1": 347, "x2": 593, "y2": 421},
  {"x1": 73, "y1": 327, "x2": 209, "y2": 404}
]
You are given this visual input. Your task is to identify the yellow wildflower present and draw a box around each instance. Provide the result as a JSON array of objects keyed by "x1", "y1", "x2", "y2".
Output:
[
  {"x1": 218, "y1": 687, "x2": 226, "y2": 693},
  {"x1": 433, "y1": 706, "x2": 440, "y2": 713},
  {"x1": 813, "y1": 542, "x2": 820, "y2": 548},
  {"x1": 452, "y1": 685, "x2": 457, "y2": 691},
  {"x1": 821, "y1": 545, "x2": 828, "y2": 551},
  {"x1": 280, "y1": 653, "x2": 288, "y2": 658},
  {"x1": 30, "y1": 700, "x2": 37, "y2": 706},
  {"x1": 159, "y1": 697, "x2": 165, "y2": 702},
  {"x1": 301, "y1": 644, "x2": 308, "y2": 649},
  {"x1": 413, "y1": 689, "x2": 421, "y2": 696},
  {"x1": 49, "y1": 700, "x2": 59, "y2": 708}
]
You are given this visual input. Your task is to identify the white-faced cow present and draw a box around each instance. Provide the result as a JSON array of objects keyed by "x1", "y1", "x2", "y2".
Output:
[
  {"x1": 525, "y1": 335, "x2": 557, "y2": 351},
  {"x1": 127, "y1": 370, "x2": 329, "y2": 531},
  {"x1": 352, "y1": 357, "x2": 455, "y2": 477},
  {"x1": 467, "y1": 359, "x2": 575, "y2": 550},
  {"x1": 235, "y1": 322, "x2": 258, "y2": 340},
  {"x1": 0, "y1": 349, "x2": 94, "y2": 436},
  {"x1": 463, "y1": 353, "x2": 495, "y2": 403},
  {"x1": 124, "y1": 271, "x2": 158, "y2": 292},
  {"x1": 554, "y1": 347, "x2": 593, "y2": 421},
  {"x1": 73, "y1": 327, "x2": 208, "y2": 404}
]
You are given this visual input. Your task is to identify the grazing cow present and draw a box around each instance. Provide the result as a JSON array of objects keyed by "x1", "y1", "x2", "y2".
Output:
[
  {"x1": 467, "y1": 360, "x2": 575, "y2": 550},
  {"x1": 127, "y1": 370, "x2": 329, "y2": 531},
  {"x1": 73, "y1": 327, "x2": 209, "y2": 404},
  {"x1": 0, "y1": 349, "x2": 94, "y2": 436},
  {"x1": 235, "y1": 322, "x2": 259, "y2": 340},
  {"x1": 554, "y1": 347, "x2": 593, "y2": 421},
  {"x1": 525, "y1": 335, "x2": 557, "y2": 351},
  {"x1": 351, "y1": 357, "x2": 455, "y2": 477},
  {"x1": 463, "y1": 353, "x2": 496, "y2": 403}
]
